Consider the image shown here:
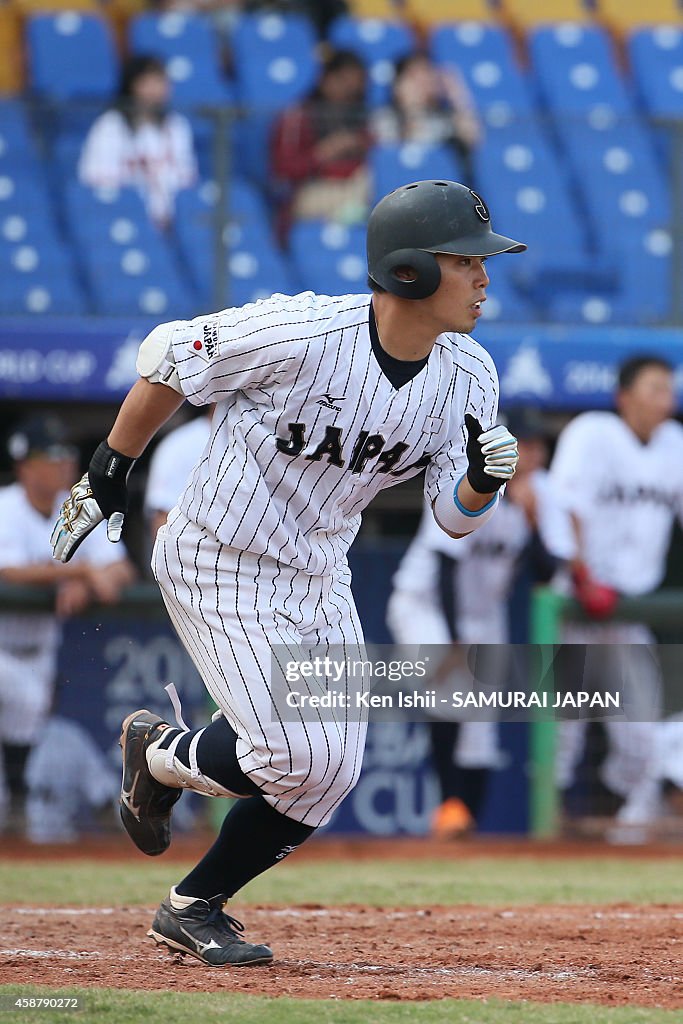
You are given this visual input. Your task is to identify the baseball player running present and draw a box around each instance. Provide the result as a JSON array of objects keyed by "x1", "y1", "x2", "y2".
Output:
[
  {"x1": 551, "y1": 355, "x2": 683, "y2": 836},
  {"x1": 52, "y1": 181, "x2": 523, "y2": 966}
]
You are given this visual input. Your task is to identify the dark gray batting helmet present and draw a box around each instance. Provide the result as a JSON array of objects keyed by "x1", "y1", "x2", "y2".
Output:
[{"x1": 366, "y1": 179, "x2": 527, "y2": 299}]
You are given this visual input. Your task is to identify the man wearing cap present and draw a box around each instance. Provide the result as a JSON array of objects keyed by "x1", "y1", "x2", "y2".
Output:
[
  {"x1": 0, "y1": 414, "x2": 135, "y2": 834},
  {"x1": 51, "y1": 181, "x2": 525, "y2": 965}
]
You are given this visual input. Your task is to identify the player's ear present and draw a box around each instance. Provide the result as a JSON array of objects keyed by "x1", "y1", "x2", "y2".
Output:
[{"x1": 393, "y1": 265, "x2": 417, "y2": 282}]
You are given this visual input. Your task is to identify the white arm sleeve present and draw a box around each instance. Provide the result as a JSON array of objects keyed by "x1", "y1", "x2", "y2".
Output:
[{"x1": 433, "y1": 482, "x2": 499, "y2": 536}]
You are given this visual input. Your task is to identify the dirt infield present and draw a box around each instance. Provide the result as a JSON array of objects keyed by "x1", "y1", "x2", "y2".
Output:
[
  {"x1": 2, "y1": 839, "x2": 682, "y2": 1006},
  {"x1": 1, "y1": 902, "x2": 682, "y2": 1006}
]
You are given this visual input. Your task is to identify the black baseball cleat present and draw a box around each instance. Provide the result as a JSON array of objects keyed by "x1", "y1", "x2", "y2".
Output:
[
  {"x1": 119, "y1": 709, "x2": 182, "y2": 856},
  {"x1": 148, "y1": 894, "x2": 274, "y2": 967}
]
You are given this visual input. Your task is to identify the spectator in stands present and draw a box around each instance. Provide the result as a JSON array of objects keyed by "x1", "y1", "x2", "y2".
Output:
[
  {"x1": 0, "y1": 415, "x2": 135, "y2": 836},
  {"x1": 78, "y1": 55, "x2": 198, "y2": 230},
  {"x1": 372, "y1": 53, "x2": 482, "y2": 183},
  {"x1": 271, "y1": 48, "x2": 371, "y2": 231}
]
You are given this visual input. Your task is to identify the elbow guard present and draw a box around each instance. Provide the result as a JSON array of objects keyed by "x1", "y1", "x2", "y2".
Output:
[{"x1": 136, "y1": 321, "x2": 184, "y2": 395}]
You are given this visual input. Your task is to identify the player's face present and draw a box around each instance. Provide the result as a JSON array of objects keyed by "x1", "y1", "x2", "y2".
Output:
[
  {"x1": 432, "y1": 254, "x2": 490, "y2": 333},
  {"x1": 619, "y1": 365, "x2": 675, "y2": 436}
]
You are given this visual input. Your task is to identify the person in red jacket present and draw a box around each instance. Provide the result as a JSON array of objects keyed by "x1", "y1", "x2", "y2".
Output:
[{"x1": 271, "y1": 48, "x2": 371, "y2": 233}]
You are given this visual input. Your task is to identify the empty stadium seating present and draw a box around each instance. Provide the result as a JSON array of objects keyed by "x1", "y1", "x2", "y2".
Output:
[
  {"x1": 289, "y1": 221, "x2": 367, "y2": 295},
  {"x1": 26, "y1": 13, "x2": 118, "y2": 102},
  {"x1": 629, "y1": 26, "x2": 683, "y2": 116},
  {"x1": 370, "y1": 142, "x2": 464, "y2": 203},
  {"x1": 430, "y1": 22, "x2": 535, "y2": 125},
  {"x1": 231, "y1": 12, "x2": 319, "y2": 109},
  {"x1": 529, "y1": 23, "x2": 633, "y2": 115},
  {"x1": 174, "y1": 180, "x2": 296, "y2": 308}
]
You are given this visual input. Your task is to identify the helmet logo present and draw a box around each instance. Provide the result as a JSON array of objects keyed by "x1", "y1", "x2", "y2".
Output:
[{"x1": 470, "y1": 190, "x2": 490, "y2": 223}]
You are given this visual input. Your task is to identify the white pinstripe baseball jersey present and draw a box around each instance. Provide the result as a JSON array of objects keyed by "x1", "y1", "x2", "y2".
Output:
[
  {"x1": 166, "y1": 290, "x2": 500, "y2": 573},
  {"x1": 145, "y1": 290, "x2": 501, "y2": 825}
]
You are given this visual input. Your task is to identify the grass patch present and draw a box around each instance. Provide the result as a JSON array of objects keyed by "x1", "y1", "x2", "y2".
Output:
[
  {"x1": 1, "y1": 857, "x2": 682, "y2": 907},
  {"x1": 0, "y1": 987, "x2": 678, "y2": 1024}
]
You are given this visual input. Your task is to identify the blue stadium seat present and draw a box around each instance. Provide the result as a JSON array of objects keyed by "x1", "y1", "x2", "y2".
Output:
[
  {"x1": 174, "y1": 180, "x2": 294, "y2": 306},
  {"x1": 231, "y1": 12, "x2": 318, "y2": 110},
  {"x1": 547, "y1": 228, "x2": 672, "y2": 325},
  {"x1": 479, "y1": 263, "x2": 537, "y2": 322},
  {"x1": 63, "y1": 181, "x2": 153, "y2": 237},
  {"x1": 27, "y1": 13, "x2": 118, "y2": 101},
  {"x1": 473, "y1": 122, "x2": 593, "y2": 303},
  {"x1": 0, "y1": 210, "x2": 55, "y2": 245},
  {"x1": 61, "y1": 181, "x2": 196, "y2": 315},
  {"x1": 229, "y1": 12, "x2": 318, "y2": 181},
  {"x1": 0, "y1": 240, "x2": 86, "y2": 314},
  {"x1": 0, "y1": 101, "x2": 38, "y2": 169},
  {"x1": 174, "y1": 179, "x2": 274, "y2": 291},
  {"x1": 370, "y1": 143, "x2": 464, "y2": 203},
  {"x1": 84, "y1": 252, "x2": 196, "y2": 317},
  {"x1": 616, "y1": 227, "x2": 672, "y2": 323},
  {"x1": 327, "y1": 15, "x2": 416, "y2": 107},
  {"x1": 289, "y1": 222, "x2": 367, "y2": 295},
  {"x1": 430, "y1": 22, "x2": 535, "y2": 126},
  {"x1": 222, "y1": 249, "x2": 298, "y2": 308},
  {"x1": 546, "y1": 290, "x2": 626, "y2": 325},
  {"x1": 129, "y1": 13, "x2": 234, "y2": 107},
  {"x1": 556, "y1": 117, "x2": 668, "y2": 247},
  {"x1": 0, "y1": 171, "x2": 56, "y2": 228},
  {"x1": 529, "y1": 24, "x2": 632, "y2": 116},
  {"x1": 0, "y1": 271, "x2": 86, "y2": 315},
  {"x1": 0, "y1": 123, "x2": 51, "y2": 206},
  {"x1": 628, "y1": 26, "x2": 683, "y2": 117}
]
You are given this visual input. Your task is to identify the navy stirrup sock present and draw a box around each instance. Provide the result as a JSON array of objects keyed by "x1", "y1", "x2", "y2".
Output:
[{"x1": 176, "y1": 795, "x2": 315, "y2": 900}]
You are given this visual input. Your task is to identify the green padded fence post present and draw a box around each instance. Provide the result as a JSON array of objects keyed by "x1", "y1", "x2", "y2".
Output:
[{"x1": 529, "y1": 587, "x2": 566, "y2": 839}]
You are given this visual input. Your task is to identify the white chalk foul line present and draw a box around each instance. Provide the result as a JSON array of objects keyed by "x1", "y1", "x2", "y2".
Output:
[
  {"x1": 0, "y1": 949, "x2": 137, "y2": 962},
  {"x1": 278, "y1": 960, "x2": 593, "y2": 982},
  {"x1": 14, "y1": 908, "x2": 116, "y2": 916}
]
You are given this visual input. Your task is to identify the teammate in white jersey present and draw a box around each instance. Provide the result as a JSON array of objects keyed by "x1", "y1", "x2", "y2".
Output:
[
  {"x1": 144, "y1": 410, "x2": 212, "y2": 538},
  {"x1": 388, "y1": 413, "x2": 572, "y2": 838},
  {"x1": 51, "y1": 180, "x2": 524, "y2": 966},
  {"x1": 0, "y1": 415, "x2": 134, "y2": 834},
  {"x1": 550, "y1": 355, "x2": 683, "y2": 837}
]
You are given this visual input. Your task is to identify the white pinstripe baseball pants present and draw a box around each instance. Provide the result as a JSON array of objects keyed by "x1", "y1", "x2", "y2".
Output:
[{"x1": 152, "y1": 512, "x2": 368, "y2": 827}]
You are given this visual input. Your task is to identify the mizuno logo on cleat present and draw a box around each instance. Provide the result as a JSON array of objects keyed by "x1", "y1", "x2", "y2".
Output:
[{"x1": 178, "y1": 925, "x2": 223, "y2": 954}]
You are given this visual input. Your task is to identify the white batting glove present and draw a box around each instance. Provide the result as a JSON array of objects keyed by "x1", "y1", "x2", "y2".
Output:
[
  {"x1": 51, "y1": 474, "x2": 125, "y2": 563},
  {"x1": 465, "y1": 414, "x2": 519, "y2": 492},
  {"x1": 479, "y1": 423, "x2": 519, "y2": 480}
]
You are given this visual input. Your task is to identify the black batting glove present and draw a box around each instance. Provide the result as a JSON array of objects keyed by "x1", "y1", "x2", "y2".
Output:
[{"x1": 465, "y1": 414, "x2": 519, "y2": 494}]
